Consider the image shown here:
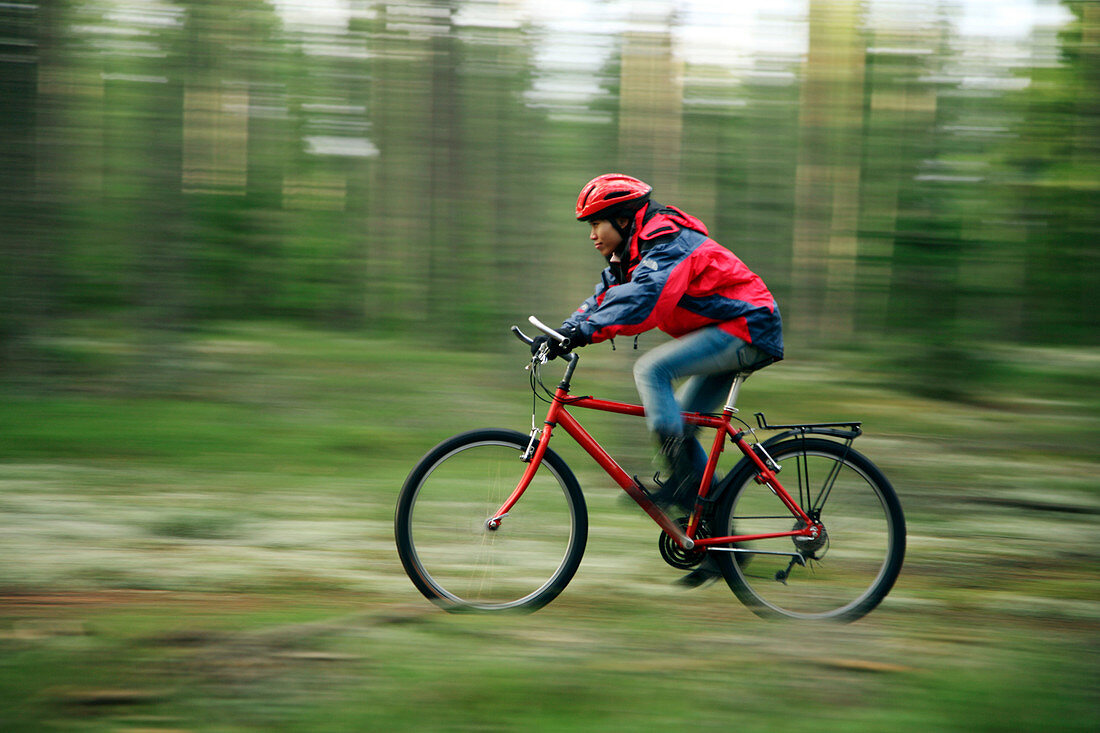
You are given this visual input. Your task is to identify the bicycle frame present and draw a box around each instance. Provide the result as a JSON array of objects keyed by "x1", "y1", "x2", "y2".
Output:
[{"x1": 488, "y1": 353, "x2": 822, "y2": 555}]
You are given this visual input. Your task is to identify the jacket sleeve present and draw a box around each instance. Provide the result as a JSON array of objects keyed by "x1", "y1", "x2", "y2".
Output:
[
  {"x1": 561, "y1": 268, "x2": 614, "y2": 332},
  {"x1": 567, "y1": 246, "x2": 693, "y2": 344}
]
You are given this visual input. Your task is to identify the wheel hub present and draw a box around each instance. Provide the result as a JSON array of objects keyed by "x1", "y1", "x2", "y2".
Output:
[{"x1": 791, "y1": 520, "x2": 828, "y2": 558}]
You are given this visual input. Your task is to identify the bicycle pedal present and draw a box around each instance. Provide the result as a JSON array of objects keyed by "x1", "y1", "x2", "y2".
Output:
[{"x1": 628, "y1": 474, "x2": 662, "y2": 498}]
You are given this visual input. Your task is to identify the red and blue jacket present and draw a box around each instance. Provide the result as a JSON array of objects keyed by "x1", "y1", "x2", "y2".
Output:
[{"x1": 562, "y1": 203, "x2": 783, "y2": 359}]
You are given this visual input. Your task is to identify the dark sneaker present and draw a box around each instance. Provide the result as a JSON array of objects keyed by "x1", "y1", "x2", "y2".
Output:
[{"x1": 654, "y1": 435, "x2": 702, "y2": 511}]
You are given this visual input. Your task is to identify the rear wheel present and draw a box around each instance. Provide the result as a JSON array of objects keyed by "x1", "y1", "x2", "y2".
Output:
[
  {"x1": 395, "y1": 429, "x2": 587, "y2": 612},
  {"x1": 712, "y1": 438, "x2": 905, "y2": 621}
]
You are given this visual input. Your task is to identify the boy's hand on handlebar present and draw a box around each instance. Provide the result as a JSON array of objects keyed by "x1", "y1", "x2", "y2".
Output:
[
  {"x1": 530, "y1": 334, "x2": 567, "y2": 360},
  {"x1": 530, "y1": 325, "x2": 587, "y2": 361}
]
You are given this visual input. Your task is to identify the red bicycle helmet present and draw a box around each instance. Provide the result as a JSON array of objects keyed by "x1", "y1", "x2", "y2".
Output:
[{"x1": 575, "y1": 174, "x2": 652, "y2": 221}]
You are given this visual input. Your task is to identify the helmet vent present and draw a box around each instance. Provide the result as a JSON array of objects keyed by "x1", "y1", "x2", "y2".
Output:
[{"x1": 575, "y1": 173, "x2": 652, "y2": 220}]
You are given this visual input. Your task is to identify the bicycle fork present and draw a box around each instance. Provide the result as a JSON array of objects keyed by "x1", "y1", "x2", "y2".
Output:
[
  {"x1": 485, "y1": 423, "x2": 554, "y2": 532},
  {"x1": 485, "y1": 386, "x2": 566, "y2": 532}
]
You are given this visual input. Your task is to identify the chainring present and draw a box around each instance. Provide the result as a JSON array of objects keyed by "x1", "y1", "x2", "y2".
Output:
[{"x1": 659, "y1": 517, "x2": 709, "y2": 570}]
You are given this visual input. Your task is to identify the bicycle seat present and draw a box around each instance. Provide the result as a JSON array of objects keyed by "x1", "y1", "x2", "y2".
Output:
[{"x1": 731, "y1": 356, "x2": 777, "y2": 379}]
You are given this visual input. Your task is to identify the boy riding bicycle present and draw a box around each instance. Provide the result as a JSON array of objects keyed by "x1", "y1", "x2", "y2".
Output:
[
  {"x1": 531, "y1": 174, "x2": 784, "y2": 581},
  {"x1": 399, "y1": 187, "x2": 903, "y2": 612}
]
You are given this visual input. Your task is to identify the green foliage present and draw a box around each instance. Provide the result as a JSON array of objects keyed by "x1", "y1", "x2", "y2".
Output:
[{"x1": 1, "y1": 1, "x2": 1097, "y2": 398}]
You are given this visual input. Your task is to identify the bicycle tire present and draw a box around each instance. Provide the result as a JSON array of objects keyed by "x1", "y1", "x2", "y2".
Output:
[
  {"x1": 712, "y1": 438, "x2": 905, "y2": 622},
  {"x1": 394, "y1": 429, "x2": 587, "y2": 612}
]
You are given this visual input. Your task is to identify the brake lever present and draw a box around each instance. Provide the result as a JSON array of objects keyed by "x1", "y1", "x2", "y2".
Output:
[{"x1": 526, "y1": 343, "x2": 550, "y2": 370}]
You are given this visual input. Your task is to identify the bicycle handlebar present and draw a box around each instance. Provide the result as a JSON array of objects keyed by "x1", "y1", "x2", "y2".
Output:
[
  {"x1": 511, "y1": 325, "x2": 534, "y2": 345},
  {"x1": 528, "y1": 316, "x2": 567, "y2": 342},
  {"x1": 512, "y1": 316, "x2": 568, "y2": 347}
]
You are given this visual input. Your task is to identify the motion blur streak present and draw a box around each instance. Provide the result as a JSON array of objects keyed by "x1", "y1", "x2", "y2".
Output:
[
  {"x1": 0, "y1": 2, "x2": 1097, "y2": 730},
  {"x1": 1, "y1": 1, "x2": 1095, "y2": 381}
]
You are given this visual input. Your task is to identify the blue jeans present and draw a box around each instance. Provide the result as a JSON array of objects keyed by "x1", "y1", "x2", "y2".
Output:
[{"x1": 633, "y1": 327, "x2": 769, "y2": 479}]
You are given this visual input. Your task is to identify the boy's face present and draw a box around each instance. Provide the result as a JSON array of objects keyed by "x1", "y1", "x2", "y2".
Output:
[{"x1": 589, "y1": 219, "x2": 625, "y2": 258}]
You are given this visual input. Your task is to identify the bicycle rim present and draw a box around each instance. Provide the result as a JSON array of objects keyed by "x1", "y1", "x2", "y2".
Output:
[
  {"x1": 715, "y1": 439, "x2": 904, "y2": 621},
  {"x1": 396, "y1": 431, "x2": 586, "y2": 611}
]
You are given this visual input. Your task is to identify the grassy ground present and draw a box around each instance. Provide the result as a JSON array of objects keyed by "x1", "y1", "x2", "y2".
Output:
[{"x1": 1, "y1": 323, "x2": 1097, "y2": 731}]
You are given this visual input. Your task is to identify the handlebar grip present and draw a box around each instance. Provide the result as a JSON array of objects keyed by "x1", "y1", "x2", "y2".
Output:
[
  {"x1": 513, "y1": 317, "x2": 567, "y2": 346},
  {"x1": 527, "y1": 315, "x2": 567, "y2": 343}
]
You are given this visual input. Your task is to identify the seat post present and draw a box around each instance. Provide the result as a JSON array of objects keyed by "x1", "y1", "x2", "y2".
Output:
[{"x1": 723, "y1": 373, "x2": 748, "y2": 413}]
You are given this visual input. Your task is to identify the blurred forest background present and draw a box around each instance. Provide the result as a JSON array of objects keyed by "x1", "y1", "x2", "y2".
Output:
[
  {"x1": 0, "y1": 1, "x2": 1098, "y2": 731},
  {"x1": 1, "y1": 0, "x2": 1096, "y2": 398}
]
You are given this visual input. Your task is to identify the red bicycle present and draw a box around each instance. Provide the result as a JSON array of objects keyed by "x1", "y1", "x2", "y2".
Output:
[{"x1": 395, "y1": 317, "x2": 905, "y2": 621}]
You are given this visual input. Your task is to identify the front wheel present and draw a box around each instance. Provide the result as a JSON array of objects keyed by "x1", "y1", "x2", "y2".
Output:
[
  {"x1": 712, "y1": 438, "x2": 905, "y2": 622},
  {"x1": 394, "y1": 429, "x2": 587, "y2": 612}
]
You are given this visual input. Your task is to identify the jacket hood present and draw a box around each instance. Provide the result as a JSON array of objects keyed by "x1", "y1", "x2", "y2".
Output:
[{"x1": 624, "y1": 201, "x2": 709, "y2": 266}]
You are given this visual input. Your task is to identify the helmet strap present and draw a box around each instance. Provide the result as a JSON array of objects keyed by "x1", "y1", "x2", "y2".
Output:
[{"x1": 610, "y1": 216, "x2": 633, "y2": 259}]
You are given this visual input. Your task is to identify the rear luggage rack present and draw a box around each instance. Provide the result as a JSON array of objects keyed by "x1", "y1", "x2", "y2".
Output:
[{"x1": 755, "y1": 412, "x2": 863, "y2": 440}]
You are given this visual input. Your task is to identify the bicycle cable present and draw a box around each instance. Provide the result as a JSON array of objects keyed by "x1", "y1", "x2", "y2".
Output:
[
  {"x1": 529, "y1": 358, "x2": 555, "y2": 405},
  {"x1": 528, "y1": 356, "x2": 584, "y2": 405}
]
